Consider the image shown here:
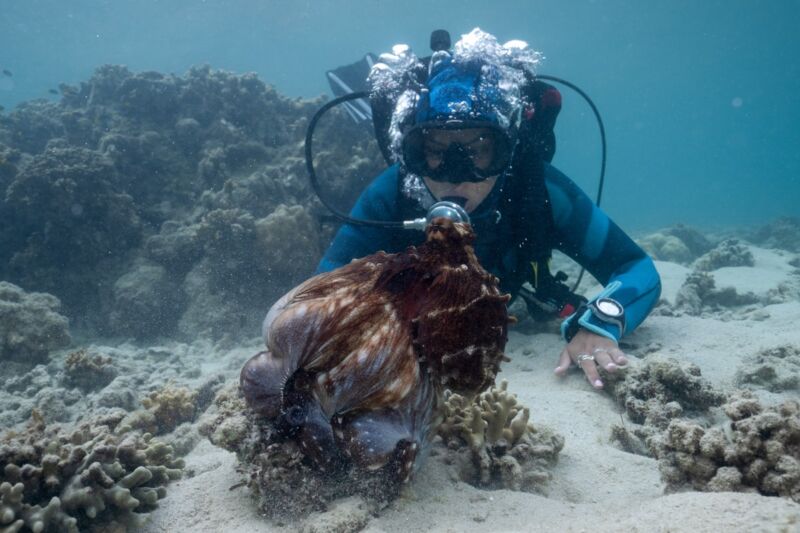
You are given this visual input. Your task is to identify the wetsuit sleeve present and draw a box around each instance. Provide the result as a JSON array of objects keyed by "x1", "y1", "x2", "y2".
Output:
[
  {"x1": 315, "y1": 166, "x2": 402, "y2": 273},
  {"x1": 543, "y1": 163, "x2": 662, "y2": 342}
]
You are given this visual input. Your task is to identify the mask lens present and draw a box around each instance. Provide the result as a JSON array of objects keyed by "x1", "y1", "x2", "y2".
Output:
[{"x1": 401, "y1": 126, "x2": 511, "y2": 183}]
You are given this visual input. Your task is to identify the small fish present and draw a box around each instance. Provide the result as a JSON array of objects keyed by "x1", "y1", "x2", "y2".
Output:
[
  {"x1": 2, "y1": 69, "x2": 12, "y2": 77},
  {"x1": 48, "y1": 89, "x2": 58, "y2": 95}
]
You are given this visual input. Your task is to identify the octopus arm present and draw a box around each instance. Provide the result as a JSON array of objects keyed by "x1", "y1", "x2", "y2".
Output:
[{"x1": 240, "y1": 349, "x2": 291, "y2": 418}]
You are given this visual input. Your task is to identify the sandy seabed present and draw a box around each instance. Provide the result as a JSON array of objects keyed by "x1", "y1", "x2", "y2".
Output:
[{"x1": 138, "y1": 244, "x2": 800, "y2": 533}]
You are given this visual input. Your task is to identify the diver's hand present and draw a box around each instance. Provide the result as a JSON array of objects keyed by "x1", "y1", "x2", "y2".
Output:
[{"x1": 554, "y1": 329, "x2": 628, "y2": 389}]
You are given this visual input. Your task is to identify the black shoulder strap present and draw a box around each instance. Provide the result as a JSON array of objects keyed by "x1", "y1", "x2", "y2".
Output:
[{"x1": 506, "y1": 144, "x2": 555, "y2": 264}]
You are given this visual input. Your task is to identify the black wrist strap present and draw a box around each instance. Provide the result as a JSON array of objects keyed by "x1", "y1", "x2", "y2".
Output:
[{"x1": 564, "y1": 303, "x2": 588, "y2": 342}]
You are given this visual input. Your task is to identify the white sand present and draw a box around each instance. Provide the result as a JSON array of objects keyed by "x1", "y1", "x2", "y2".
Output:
[{"x1": 143, "y1": 245, "x2": 800, "y2": 532}]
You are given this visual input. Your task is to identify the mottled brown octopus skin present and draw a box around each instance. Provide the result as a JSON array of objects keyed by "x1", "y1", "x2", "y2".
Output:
[{"x1": 240, "y1": 218, "x2": 510, "y2": 483}]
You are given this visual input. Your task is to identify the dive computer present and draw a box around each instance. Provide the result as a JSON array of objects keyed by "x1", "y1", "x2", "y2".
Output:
[{"x1": 588, "y1": 297, "x2": 626, "y2": 335}]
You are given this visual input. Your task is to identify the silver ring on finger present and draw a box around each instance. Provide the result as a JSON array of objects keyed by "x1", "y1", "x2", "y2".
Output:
[
  {"x1": 592, "y1": 347, "x2": 610, "y2": 356},
  {"x1": 576, "y1": 353, "x2": 595, "y2": 364}
]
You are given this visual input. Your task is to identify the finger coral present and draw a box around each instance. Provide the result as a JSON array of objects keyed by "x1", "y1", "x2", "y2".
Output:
[
  {"x1": 0, "y1": 410, "x2": 183, "y2": 532},
  {"x1": 437, "y1": 380, "x2": 564, "y2": 492},
  {"x1": 120, "y1": 384, "x2": 199, "y2": 436}
]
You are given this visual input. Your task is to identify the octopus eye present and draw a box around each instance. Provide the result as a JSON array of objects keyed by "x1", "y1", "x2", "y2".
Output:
[{"x1": 284, "y1": 405, "x2": 307, "y2": 426}]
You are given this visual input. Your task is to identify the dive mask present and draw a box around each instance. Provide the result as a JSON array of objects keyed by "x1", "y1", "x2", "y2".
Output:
[{"x1": 401, "y1": 123, "x2": 512, "y2": 183}]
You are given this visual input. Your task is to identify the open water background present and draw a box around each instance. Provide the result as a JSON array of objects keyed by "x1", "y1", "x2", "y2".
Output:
[{"x1": 1, "y1": 0, "x2": 798, "y2": 231}]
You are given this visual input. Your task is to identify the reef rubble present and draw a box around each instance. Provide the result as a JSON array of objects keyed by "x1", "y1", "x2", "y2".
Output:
[
  {"x1": 652, "y1": 393, "x2": 800, "y2": 502},
  {"x1": 604, "y1": 356, "x2": 726, "y2": 457}
]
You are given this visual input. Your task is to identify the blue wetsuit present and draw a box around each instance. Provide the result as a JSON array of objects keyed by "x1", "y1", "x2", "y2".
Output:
[{"x1": 317, "y1": 162, "x2": 661, "y2": 343}]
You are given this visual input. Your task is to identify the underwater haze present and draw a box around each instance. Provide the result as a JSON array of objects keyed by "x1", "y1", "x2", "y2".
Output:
[
  {"x1": 1, "y1": 0, "x2": 798, "y2": 230},
  {"x1": 4, "y1": 3, "x2": 800, "y2": 531}
]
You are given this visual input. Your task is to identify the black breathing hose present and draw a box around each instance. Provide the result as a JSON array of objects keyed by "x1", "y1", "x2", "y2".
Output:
[
  {"x1": 536, "y1": 75, "x2": 607, "y2": 207},
  {"x1": 304, "y1": 90, "x2": 405, "y2": 229},
  {"x1": 535, "y1": 75, "x2": 607, "y2": 293}
]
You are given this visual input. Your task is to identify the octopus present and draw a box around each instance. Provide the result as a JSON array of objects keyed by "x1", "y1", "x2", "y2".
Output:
[{"x1": 240, "y1": 217, "x2": 511, "y2": 488}]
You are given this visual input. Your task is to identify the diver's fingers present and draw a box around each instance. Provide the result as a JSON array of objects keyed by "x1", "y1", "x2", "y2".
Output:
[
  {"x1": 554, "y1": 347, "x2": 572, "y2": 376},
  {"x1": 578, "y1": 357, "x2": 604, "y2": 389},
  {"x1": 593, "y1": 348, "x2": 618, "y2": 372},
  {"x1": 608, "y1": 347, "x2": 629, "y2": 366}
]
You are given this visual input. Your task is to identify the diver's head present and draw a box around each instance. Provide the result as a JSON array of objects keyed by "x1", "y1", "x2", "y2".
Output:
[{"x1": 399, "y1": 46, "x2": 520, "y2": 212}]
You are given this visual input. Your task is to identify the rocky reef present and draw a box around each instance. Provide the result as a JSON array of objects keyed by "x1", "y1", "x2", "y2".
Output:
[
  {"x1": 652, "y1": 394, "x2": 800, "y2": 503},
  {"x1": 637, "y1": 224, "x2": 714, "y2": 264},
  {"x1": 0, "y1": 410, "x2": 183, "y2": 532},
  {"x1": 735, "y1": 345, "x2": 800, "y2": 393},
  {"x1": 0, "y1": 282, "x2": 70, "y2": 365},
  {"x1": 693, "y1": 239, "x2": 755, "y2": 272},
  {"x1": 673, "y1": 271, "x2": 759, "y2": 316},
  {"x1": 436, "y1": 380, "x2": 564, "y2": 492},
  {"x1": 199, "y1": 382, "x2": 350, "y2": 520},
  {"x1": 604, "y1": 357, "x2": 726, "y2": 456},
  {"x1": 0, "y1": 65, "x2": 384, "y2": 341},
  {"x1": 0, "y1": 340, "x2": 220, "y2": 433},
  {"x1": 750, "y1": 217, "x2": 800, "y2": 253},
  {"x1": 202, "y1": 384, "x2": 415, "y2": 521},
  {"x1": 200, "y1": 378, "x2": 563, "y2": 521},
  {"x1": 62, "y1": 349, "x2": 117, "y2": 392}
]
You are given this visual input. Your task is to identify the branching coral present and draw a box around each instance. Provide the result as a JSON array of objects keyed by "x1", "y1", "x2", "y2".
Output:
[
  {"x1": 653, "y1": 394, "x2": 800, "y2": 503},
  {"x1": 198, "y1": 382, "x2": 250, "y2": 452},
  {"x1": 141, "y1": 385, "x2": 198, "y2": 435},
  {"x1": 0, "y1": 282, "x2": 70, "y2": 364},
  {"x1": 437, "y1": 380, "x2": 564, "y2": 492},
  {"x1": 0, "y1": 410, "x2": 182, "y2": 532}
]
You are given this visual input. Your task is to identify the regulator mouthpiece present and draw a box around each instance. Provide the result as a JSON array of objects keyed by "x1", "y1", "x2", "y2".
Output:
[{"x1": 403, "y1": 200, "x2": 470, "y2": 230}]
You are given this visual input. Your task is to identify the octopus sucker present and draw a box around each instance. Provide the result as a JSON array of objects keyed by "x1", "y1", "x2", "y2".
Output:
[{"x1": 240, "y1": 218, "x2": 509, "y2": 492}]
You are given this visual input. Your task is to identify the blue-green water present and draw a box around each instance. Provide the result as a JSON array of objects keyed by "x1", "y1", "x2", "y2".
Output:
[{"x1": 1, "y1": 0, "x2": 798, "y2": 230}]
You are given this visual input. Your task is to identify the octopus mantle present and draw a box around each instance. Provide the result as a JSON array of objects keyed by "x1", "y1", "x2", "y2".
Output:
[{"x1": 241, "y1": 218, "x2": 510, "y2": 485}]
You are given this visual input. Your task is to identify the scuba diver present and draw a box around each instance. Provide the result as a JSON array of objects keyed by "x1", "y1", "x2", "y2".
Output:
[{"x1": 312, "y1": 28, "x2": 661, "y2": 390}]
